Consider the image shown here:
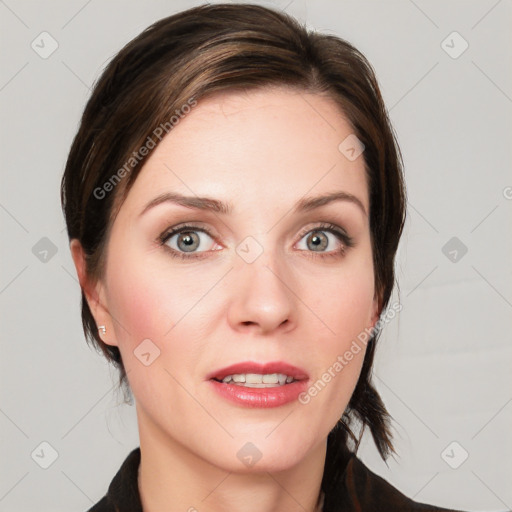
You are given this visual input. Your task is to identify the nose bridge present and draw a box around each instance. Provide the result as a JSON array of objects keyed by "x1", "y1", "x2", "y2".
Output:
[{"x1": 227, "y1": 234, "x2": 296, "y2": 332}]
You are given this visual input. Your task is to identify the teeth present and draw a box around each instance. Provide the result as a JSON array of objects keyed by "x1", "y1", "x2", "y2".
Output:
[
  {"x1": 218, "y1": 373, "x2": 296, "y2": 386},
  {"x1": 246, "y1": 373, "x2": 264, "y2": 384}
]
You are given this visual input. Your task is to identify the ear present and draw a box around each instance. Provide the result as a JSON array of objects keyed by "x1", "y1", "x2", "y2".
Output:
[
  {"x1": 369, "y1": 290, "x2": 382, "y2": 330},
  {"x1": 70, "y1": 239, "x2": 118, "y2": 347}
]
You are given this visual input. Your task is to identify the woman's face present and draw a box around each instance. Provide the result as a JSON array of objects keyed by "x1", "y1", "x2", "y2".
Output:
[{"x1": 89, "y1": 87, "x2": 379, "y2": 472}]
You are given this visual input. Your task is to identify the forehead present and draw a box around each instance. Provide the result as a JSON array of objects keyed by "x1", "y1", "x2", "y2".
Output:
[{"x1": 121, "y1": 86, "x2": 369, "y2": 215}]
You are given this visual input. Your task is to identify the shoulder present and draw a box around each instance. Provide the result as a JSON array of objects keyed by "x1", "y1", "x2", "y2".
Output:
[
  {"x1": 86, "y1": 496, "x2": 110, "y2": 512},
  {"x1": 325, "y1": 451, "x2": 468, "y2": 512},
  {"x1": 85, "y1": 447, "x2": 142, "y2": 512}
]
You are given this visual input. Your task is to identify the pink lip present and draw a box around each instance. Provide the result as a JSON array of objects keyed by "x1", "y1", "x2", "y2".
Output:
[
  {"x1": 206, "y1": 361, "x2": 310, "y2": 409},
  {"x1": 208, "y1": 379, "x2": 309, "y2": 408},
  {"x1": 205, "y1": 361, "x2": 309, "y2": 381}
]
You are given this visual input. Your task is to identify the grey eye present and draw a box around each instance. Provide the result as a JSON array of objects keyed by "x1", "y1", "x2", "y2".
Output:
[
  {"x1": 296, "y1": 230, "x2": 338, "y2": 252},
  {"x1": 165, "y1": 230, "x2": 215, "y2": 253},
  {"x1": 306, "y1": 231, "x2": 328, "y2": 251}
]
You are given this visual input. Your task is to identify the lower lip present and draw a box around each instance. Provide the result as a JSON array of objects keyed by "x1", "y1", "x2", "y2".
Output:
[{"x1": 208, "y1": 379, "x2": 309, "y2": 408}]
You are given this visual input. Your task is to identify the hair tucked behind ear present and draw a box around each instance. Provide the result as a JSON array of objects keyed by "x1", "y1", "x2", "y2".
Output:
[{"x1": 61, "y1": 3, "x2": 406, "y2": 463}]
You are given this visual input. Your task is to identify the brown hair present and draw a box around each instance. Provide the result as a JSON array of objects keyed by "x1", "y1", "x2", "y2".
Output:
[{"x1": 61, "y1": 2, "x2": 406, "y2": 472}]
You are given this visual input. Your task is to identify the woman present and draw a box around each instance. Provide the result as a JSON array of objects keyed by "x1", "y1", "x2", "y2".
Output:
[{"x1": 61, "y1": 3, "x2": 468, "y2": 511}]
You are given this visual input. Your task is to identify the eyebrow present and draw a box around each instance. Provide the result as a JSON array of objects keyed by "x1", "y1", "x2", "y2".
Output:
[{"x1": 139, "y1": 190, "x2": 367, "y2": 217}]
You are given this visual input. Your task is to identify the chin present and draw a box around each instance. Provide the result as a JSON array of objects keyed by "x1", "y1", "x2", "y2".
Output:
[
  {"x1": 204, "y1": 435, "x2": 319, "y2": 475},
  {"x1": 215, "y1": 451, "x2": 307, "y2": 475}
]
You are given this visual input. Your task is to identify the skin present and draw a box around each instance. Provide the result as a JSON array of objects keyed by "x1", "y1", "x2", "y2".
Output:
[{"x1": 71, "y1": 87, "x2": 380, "y2": 512}]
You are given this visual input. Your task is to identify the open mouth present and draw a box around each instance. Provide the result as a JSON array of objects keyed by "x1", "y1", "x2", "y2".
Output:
[
  {"x1": 212, "y1": 373, "x2": 300, "y2": 388},
  {"x1": 207, "y1": 363, "x2": 309, "y2": 407}
]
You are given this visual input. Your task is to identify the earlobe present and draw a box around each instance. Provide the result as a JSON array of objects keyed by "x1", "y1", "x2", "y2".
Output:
[{"x1": 69, "y1": 239, "x2": 118, "y2": 347}]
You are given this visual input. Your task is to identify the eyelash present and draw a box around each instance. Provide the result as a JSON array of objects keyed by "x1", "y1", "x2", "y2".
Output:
[{"x1": 158, "y1": 222, "x2": 355, "y2": 261}]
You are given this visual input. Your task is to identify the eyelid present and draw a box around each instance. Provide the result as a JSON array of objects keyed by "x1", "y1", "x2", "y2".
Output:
[
  {"x1": 296, "y1": 222, "x2": 353, "y2": 245},
  {"x1": 158, "y1": 223, "x2": 220, "y2": 247}
]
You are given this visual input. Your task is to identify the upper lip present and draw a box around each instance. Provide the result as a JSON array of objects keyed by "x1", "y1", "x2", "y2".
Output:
[{"x1": 206, "y1": 361, "x2": 309, "y2": 381}]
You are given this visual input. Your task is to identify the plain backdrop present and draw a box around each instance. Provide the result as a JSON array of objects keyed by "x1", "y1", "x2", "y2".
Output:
[{"x1": 0, "y1": 1, "x2": 511, "y2": 511}]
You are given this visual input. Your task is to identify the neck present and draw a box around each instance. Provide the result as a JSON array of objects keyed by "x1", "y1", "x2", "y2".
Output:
[{"x1": 137, "y1": 407, "x2": 326, "y2": 512}]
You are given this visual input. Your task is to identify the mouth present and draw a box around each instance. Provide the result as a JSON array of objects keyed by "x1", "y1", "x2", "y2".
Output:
[
  {"x1": 206, "y1": 361, "x2": 310, "y2": 408},
  {"x1": 213, "y1": 373, "x2": 298, "y2": 387},
  {"x1": 206, "y1": 361, "x2": 309, "y2": 388}
]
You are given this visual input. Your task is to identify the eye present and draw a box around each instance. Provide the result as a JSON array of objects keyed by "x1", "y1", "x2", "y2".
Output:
[
  {"x1": 295, "y1": 223, "x2": 354, "y2": 259},
  {"x1": 159, "y1": 224, "x2": 219, "y2": 259},
  {"x1": 158, "y1": 222, "x2": 354, "y2": 261}
]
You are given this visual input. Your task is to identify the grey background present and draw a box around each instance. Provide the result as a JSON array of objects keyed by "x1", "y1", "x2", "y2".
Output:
[{"x1": 1, "y1": 0, "x2": 511, "y2": 511}]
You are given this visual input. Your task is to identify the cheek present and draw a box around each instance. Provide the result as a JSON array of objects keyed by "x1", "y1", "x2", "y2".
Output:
[
  {"x1": 105, "y1": 249, "x2": 211, "y2": 343},
  {"x1": 103, "y1": 249, "x2": 220, "y2": 394},
  {"x1": 104, "y1": 260, "x2": 195, "y2": 407},
  {"x1": 299, "y1": 255, "x2": 375, "y2": 413},
  {"x1": 312, "y1": 256, "x2": 376, "y2": 347},
  {"x1": 106, "y1": 266, "x2": 167, "y2": 344}
]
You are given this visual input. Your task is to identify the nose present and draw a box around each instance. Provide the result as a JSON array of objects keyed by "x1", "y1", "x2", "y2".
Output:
[{"x1": 227, "y1": 251, "x2": 297, "y2": 335}]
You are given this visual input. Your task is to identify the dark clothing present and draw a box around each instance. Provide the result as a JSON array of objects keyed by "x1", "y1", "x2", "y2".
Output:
[{"x1": 88, "y1": 446, "x2": 467, "y2": 511}]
